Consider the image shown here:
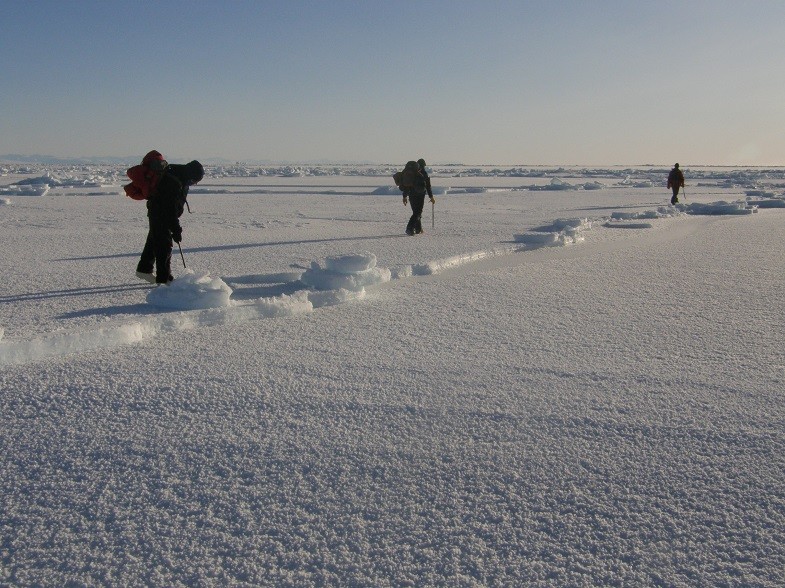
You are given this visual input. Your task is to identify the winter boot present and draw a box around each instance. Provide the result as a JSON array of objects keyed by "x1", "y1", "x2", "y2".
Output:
[{"x1": 136, "y1": 271, "x2": 156, "y2": 284}]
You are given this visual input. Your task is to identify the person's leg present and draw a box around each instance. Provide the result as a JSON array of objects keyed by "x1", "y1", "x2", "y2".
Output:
[
  {"x1": 406, "y1": 193, "x2": 418, "y2": 235},
  {"x1": 137, "y1": 221, "x2": 156, "y2": 274},
  {"x1": 151, "y1": 217, "x2": 173, "y2": 283},
  {"x1": 411, "y1": 194, "x2": 425, "y2": 233}
]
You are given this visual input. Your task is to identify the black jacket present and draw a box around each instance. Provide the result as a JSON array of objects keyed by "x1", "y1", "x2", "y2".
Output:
[
  {"x1": 409, "y1": 168, "x2": 434, "y2": 199},
  {"x1": 146, "y1": 165, "x2": 192, "y2": 233},
  {"x1": 667, "y1": 167, "x2": 684, "y2": 189}
]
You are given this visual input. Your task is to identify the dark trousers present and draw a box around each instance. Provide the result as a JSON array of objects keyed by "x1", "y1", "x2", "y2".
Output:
[
  {"x1": 671, "y1": 186, "x2": 680, "y2": 205},
  {"x1": 137, "y1": 215, "x2": 172, "y2": 282},
  {"x1": 406, "y1": 192, "x2": 426, "y2": 234}
]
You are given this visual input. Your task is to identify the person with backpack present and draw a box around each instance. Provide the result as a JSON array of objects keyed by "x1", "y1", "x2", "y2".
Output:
[
  {"x1": 667, "y1": 163, "x2": 685, "y2": 205},
  {"x1": 135, "y1": 159, "x2": 204, "y2": 284},
  {"x1": 394, "y1": 158, "x2": 435, "y2": 235}
]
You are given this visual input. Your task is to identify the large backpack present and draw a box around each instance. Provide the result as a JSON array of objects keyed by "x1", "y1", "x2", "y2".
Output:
[
  {"x1": 393, "y1": 161, "x2": 425, "y2": 191},
  {"x1": 123, "y1": 150, "x2": 168, "y2": 200}
]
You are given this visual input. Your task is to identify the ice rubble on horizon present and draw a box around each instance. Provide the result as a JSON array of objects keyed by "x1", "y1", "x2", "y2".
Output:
[
  {"x1": 370, "y1": 185, "x2": 449, "y2": 196},
  {"x1": 0, "y1": 185, "x2": 50, "y2": 197},
  {"x1": 15, "y1": 172, "x2": 112, "y2": 188}
]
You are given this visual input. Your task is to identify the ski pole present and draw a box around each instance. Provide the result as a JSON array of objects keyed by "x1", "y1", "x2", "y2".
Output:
[
  {"x1": 432, "y1": 200, "x2": 435, "y2": 229},
  {"x1": 682, "y1": 186, "x2": 687, "y2": 201},
  {"x1": 177, "y1": 241, "x2": 186, "y2": 268}
]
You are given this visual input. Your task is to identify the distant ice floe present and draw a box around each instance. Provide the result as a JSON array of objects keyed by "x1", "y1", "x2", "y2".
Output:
[
  {"x1": 684, "y1": 200, "x2": 757, "y2": 215},
  {"x1": 602, "y1": 197, "x2": 769, "y2": 229},
  {"x1": 0, "y1": 171, "x2": 112, "y2": 197},
  {"x1": 527, "y1": 179, "x2": 610, "y2": 191},
  {"x1": 607, "y1": 199, "x2": 760, "y2": 223},
  {"x1": 371, "y1": 185, "x2": 450, "y2": 196},
  {"x1": 371, "y1": 186, "x2": 401, "y2": 195},
  {"x1": 15, "y1": 173, "x2": 104, "y2": 188},
  {"x1": 514, "y1": 218, "x2": 592, "y2": 248},
  {"x1": 0, "y1": 185, "x2": 50, "y2": 196},
  {"x1": 618, "y1": 176, "x2": 655, "y2": 188},
  {"x1": 528, "y1": 178, "x2": 576, "y2": 191},
  {"x1": 746, "y1": 195, "x2": 785, "y2": 208},
  {"x1": 582, "y1": 181, "x2": 604, "y2": 190},
  {"x1": 745, "y1": 189, "x2": 777, "y2": 198},
  {"x1": 514, "y1": 197, "x2": 765, "y2": 244}
]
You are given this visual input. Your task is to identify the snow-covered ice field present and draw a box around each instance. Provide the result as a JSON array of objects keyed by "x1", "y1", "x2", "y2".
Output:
[{"x1": 1, "y1": 163, "x2": 783, "y2": 585}]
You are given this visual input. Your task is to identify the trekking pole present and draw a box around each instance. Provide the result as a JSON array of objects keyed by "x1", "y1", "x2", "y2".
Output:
[
  {"x1": 682, "y1": 186, "x2": 687, "y2": 201},
  {"x1": 432, "y1": 200, "x2": 435, "y2": 229},
  {"x1": 177, "y1": 241, "x2": 186, "y2": 268}
]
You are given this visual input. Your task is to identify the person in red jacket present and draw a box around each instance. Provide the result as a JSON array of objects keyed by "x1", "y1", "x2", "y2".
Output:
[
  {"x1": 136, "y1": 160, "x2": 204, "y2": 284},
  {"x1": 124, "y1": 150, "x2": 167, "y2": 200},
  {"x1": 667, "y1": 163, "x2": 685, "y2": 205}
]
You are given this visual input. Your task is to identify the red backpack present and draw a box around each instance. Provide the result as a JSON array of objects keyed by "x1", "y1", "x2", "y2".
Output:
[{"x1": 123, "y1": 150, "x2": 168, "y2": 200}]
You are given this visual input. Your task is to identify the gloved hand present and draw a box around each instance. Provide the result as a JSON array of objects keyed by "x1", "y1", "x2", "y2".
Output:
[
  {"x1": 403, "y1": 196, "x2": 408, "y2": 205},
  {"x1": 171, "y1": 226, "x2": 182, "y2": 243},
  {"x1": 430, "y1": 197, "x2": 436, "y2": 204}
]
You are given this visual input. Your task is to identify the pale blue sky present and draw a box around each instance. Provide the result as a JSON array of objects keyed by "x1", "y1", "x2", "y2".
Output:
[{"x1": 3, "y1": 1, "x2": 785, "y2": 165}]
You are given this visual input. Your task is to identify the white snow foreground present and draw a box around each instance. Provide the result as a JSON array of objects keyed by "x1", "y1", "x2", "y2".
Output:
[
  {"x1": 0, "y1": 239, "x2": 547, "y2": 365},
  {"x1": 0, "y1": 256, "x2": 384, "y2": 366},
  {"x1": 2, "y1": 166, "x2": 784, "y2": 587},
  {"x1": 0, "y1": 198, "x2": 765, "y2": 366},
  {"x1": 0, "y1": 290, "x2": 312, "y2": 366}
]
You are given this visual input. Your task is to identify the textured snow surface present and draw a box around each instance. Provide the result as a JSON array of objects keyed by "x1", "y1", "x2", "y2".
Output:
[{"x1": 0, "y1": 164, "x2": 783, "y2": 586}]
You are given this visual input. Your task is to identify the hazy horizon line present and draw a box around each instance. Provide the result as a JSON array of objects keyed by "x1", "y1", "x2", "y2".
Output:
[{"x1": 2, "y1": 154, "x2": 785, "y2": 169}]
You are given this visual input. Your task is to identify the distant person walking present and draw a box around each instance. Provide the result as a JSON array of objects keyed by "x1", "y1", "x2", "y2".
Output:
[
  {"x1": 667, "y1": 163, "x2": 685, "y2": 205},
  {"x1": 394, "y1": 158, "x2": 435, "y2": 235},
  {"x1": 136, "y1": 159, "x2": 204, "y2": 284}
]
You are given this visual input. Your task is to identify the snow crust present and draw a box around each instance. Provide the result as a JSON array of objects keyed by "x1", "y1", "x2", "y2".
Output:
[
  {"x1": 1, "y1": 163, "x2": 783, "y2": 586},
  {"x1": 146, "y1": 270, "x2": 233, "y2": 310},
  {"x1": 300, "y1": 253, "x2": 391, "y2": 292}
]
